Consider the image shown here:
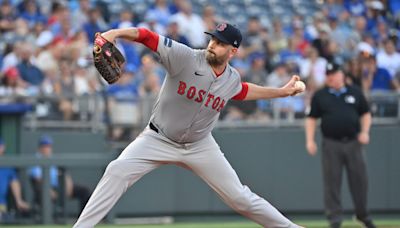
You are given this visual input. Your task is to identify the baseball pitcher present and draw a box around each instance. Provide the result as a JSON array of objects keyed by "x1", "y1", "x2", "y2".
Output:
[{"x1": 74, "y1": 23, "x2": 305, "y2": 228}]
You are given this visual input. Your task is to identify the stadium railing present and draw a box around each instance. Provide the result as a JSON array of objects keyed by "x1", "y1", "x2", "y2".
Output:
[{"x1": 0, "y1": 91, "x2": 399, "y2": 133}]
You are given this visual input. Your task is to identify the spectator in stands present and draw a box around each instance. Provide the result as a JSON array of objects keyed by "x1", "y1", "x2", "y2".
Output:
[
  {"x1": 139, "y1": 72, "x2": 161, "y2": 97},
  {"x1": 48, "y1": 2, "x2": 71, "y2": 36},
  {"x1": 107, "y1": 71, "x2": 140, "y2": 101},
  {"x1": 305, "y1": 62, "x2": 376, "y2": 228},
  {"x1": 360, "y1": 52, "x2": 400, "y2": 93},
  {"x1": 322, "y1": 0, "x2": 345, "y2": 19},
  {"x1": 73, "y1": 58, "x2": 93, "y2": 96},
  {"x1": 35, "y1": 31, "x2": 63, "y2": 80},
  {"x1": 18, "y1": 0, "x2": 46, "y2": 29},
  {"x1": 16, "y1": 42, "x2": 44, "y2": 88},
  {"x1": 267, "y1": 62, "x2": 290, "y2": 88},
  {"x1": 83, "y1": 7, "x2": 108, "y2": 44},
  {"x1": 110, "y1": 9, "x2": 135, "y2": 30},
  {"x1": 147, "y1": 0, "x2": 172, "y2": 28},
  {"x1": 278, "y1": 37, "x2": 303, "y2": 68},
  {"x1": 138, "y1": 11, "x2": 166, "y2": 35},
  {"x1": 168, "y1": 0, "x2": 183, "y2": 15},
  {"x1": 291, "y1": 21, "x2": 310, "y2": 56},
  {"x1": 0, "y1": 0, "x2": 16, "y2": 34},
  {"x1": 165, "y1": 18, "x2": 189, "y2": 46},
  {"x1": 365, "y1": 0, "x2": 386, "y2": 32},
  {"x1": 13, "y1": 18, "x2": 34, "y2": 43},
  {"x1": 269, "y1": 18, "x2": 288, "y2": 55},
  {"x1": 202, "y1": 5, "x2": 219, "y2": 32},
  {"x1": 267, "y1": 62, "x2": 305, "y2": 119},
  {"x1": 0, "y1": 137, "x2": 30, "y2": 219},
  {"x1": 107, "y1": 71, "x2": 141, "y2": 140},
  {"x1": 245, "y1": 52, "x2": 268, "y2": 86},
  {"x1": 56, "y1": 58, "x2": 75, "y2": 120},
  {"x1": 0, "y1": 67, "x2": 27, "y2": 96},
  {"x1": 54, "y1": 10, "x2": 76, "y2": 44},
  {"x1": 241, "y1": 16, "x2": 267, "y2": 58},
  {"x1": 389, "y1": 0, "x2": 400, "y2": 16},
  {"x1": 0, "y1": 0, "x2": 399, "y2": 128},
  {"x1": 344, "y1": 0, "x2": 367, "y2": 16},
  {"x1": 171, "y1": 0, "x2": 206, "y2": 48},
  {"x1": 305, "y1": 12, "x2": 324, "y2": 41},
  {"x1": 376, "y1": 39, "x2": 400, "y2": 77},
  {"x1": 225, "y1": 52, "x2": 270, "y2": 121},
  {"x1": 327, "y1": 13, "x2": 351, "y2": 54},
  {"x1": 348, "y1": 16, "x2": 367, "y2": 50},
  {"x1": 1, "y1": 42, "x2": 19, "y2": 73},
  {"x1": 371, "y1": 17, "x2": 390, "y2": 44},
  {"x1": 312, "y1": 23, "x2": 332, "y2": 60},
  {"x1": 71, "y1": 0, "x2": 91, "y2": 30},
  {"x1": 28, "y1": 135, "x2": 90, "y2": 214},
  {"x1": 137, "y1": 54, "x2": 165, "y2": 84},
  {"x1": 344, "y1": 57, "x2": 363, "y2": 89},
  {"x1": 300, "y1": 46, "x2": 327, "y2": 93}
]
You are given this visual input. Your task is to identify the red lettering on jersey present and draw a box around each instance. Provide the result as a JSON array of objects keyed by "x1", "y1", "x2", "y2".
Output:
[
  {"x1": 195, "y1": 90, "x2": 206, "y2": 103},
  {"x1": 205, "y1": 94, "x2": 214, "y2": 107},
  {"x1": 212, "y1": 97, "x2": 221, "y2": 109},
  {"x1": 187, "y1": 86, "x2": 196, "y2": 99},
  {"x1": 216, "y1": 99, "x2": 225, "y2": 112},
  {"x1": 176, "y1": 81, "x2": 224, "y2": 112},
  {"x1": 177, "y1": 81, "x2": 186, "y2": 95}
]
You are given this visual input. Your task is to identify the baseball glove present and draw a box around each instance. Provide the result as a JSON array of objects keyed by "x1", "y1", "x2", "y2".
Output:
[{"x1": 93, "y1": 33, "x2": 125, "y2": 84}]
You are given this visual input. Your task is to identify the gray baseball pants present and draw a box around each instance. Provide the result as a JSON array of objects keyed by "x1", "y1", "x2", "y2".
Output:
[
  {"x1": 73, "y1": 127, "x2": 298, "y2": 228},
  {"x1": 322, "y1": 138, "x2": 371, "y2": 227}
]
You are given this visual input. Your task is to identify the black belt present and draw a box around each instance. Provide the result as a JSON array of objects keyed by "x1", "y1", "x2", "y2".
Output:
[
  {"x1": 326, "y1": 136, "x2": 356, "y2": 143},
  {"x1": 149, "y1": 122, "x2": 159, "y2": 133}
]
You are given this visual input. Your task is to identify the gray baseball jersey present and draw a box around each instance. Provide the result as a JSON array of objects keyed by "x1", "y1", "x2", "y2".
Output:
[
  {"x1": 73, "y1": 30, "x2": 299, "y2": 228},
  {"x1": 150, "y1": 36, "x2": 242, "y2": 143}
]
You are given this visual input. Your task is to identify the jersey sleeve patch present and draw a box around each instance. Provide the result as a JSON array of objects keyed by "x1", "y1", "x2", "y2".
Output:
[{"x1": 164, "y1": 37, "x2": 172, "y2": 47}]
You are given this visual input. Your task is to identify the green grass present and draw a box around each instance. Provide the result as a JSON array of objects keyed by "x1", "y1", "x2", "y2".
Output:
[{"x1": 1, "y1": 219, "x2": 400, "y2": 228}]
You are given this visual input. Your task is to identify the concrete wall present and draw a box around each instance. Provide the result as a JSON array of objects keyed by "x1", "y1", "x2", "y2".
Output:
[{"x1": 20, "y1": 125, "x2": 400, "y2": 217}]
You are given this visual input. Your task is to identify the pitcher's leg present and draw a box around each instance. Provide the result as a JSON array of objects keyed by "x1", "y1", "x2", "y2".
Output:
[
  {"x1": 73, "y1": 130, "x2": 178, "y2": 228},
  {"x1": 73, "y1": 159, "x2": 159, "y2": 228},
  {"x1": 184, "y1": 139, "x2": 298, "y2": 227}
]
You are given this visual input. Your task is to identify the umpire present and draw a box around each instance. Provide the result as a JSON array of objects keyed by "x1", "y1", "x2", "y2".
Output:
[{"x1": 305, "y1": 62, "x2": 375, "y2": 228}]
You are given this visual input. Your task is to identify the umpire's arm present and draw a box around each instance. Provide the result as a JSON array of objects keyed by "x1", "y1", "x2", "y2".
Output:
[
  {"x1": 305, "y1": 117, "x2": 318, "y2": 156},
  {"x1": 358, "y1": 112, "x2": 372, "y2": 145}
]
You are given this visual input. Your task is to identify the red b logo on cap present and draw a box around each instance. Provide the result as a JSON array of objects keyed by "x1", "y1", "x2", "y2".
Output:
[{"x1": 216, "y1": 23, "x2": 227, "y2": 31}]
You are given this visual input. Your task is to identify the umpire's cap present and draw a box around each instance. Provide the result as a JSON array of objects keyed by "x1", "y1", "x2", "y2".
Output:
[
  {"x1": 326, "y1": 62, "x2": 341, "y2": 75},
  {"x1": 205, "y1": 23, "x2": 242, "y2": 48}
]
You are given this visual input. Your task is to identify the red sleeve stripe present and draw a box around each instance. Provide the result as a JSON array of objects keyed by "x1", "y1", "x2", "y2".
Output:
[
  {"x1": 136, "y1": 28, "x2": 159, "y2": 52},
  {"x1": 232, "y1": 82, "x2": 248, "y2": 100}
]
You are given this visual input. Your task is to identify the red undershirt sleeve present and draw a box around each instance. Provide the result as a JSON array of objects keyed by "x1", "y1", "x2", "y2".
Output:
[
  {"x1": 232, "y1": 82, "x2": 249, "y2": 100},
  {"x1": 136, "y1": 28, "x2": 159, "y2": 52}
]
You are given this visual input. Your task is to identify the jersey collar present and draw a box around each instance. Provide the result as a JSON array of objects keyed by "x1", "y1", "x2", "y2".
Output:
[{"x1": 328, "y1": 86, "x2": 347, "y2": 97}]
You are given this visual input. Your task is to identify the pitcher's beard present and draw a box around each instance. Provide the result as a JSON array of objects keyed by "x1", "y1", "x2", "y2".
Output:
[{"x1": 206, "y1": 50, "x2": 228, "y2": 67}]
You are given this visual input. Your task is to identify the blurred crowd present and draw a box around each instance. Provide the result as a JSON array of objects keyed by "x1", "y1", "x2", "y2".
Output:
[{"x1": 0, "y1": 0, "x2": 400, "y2": 129}]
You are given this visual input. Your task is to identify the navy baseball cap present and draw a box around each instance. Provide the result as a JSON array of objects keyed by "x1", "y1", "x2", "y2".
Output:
[
  {"x1": 205, "y1": 23, "x2": 242, "y2": 48},
  {"x1": 0, "y1": 137, "x2": 4, "y2": 146},
  {"x1": 326, "y1": 62, "x2": 341, "y2": 75},
  {"x1": 39, "y1": 135, "x2": 53, "y2": 146}
]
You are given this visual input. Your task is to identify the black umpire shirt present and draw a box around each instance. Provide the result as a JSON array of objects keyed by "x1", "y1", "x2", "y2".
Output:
[{"x1": 308, "y1": 86, "x2": 370, "y2": 140}]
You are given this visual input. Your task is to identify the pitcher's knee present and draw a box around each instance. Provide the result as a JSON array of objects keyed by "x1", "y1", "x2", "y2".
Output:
[
  {"x1": 105, "y1": 160, "x2": 129, "y2": 179},
  {"x1": 231, "y1": 194, "x2": 253, "y2": 213}
]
